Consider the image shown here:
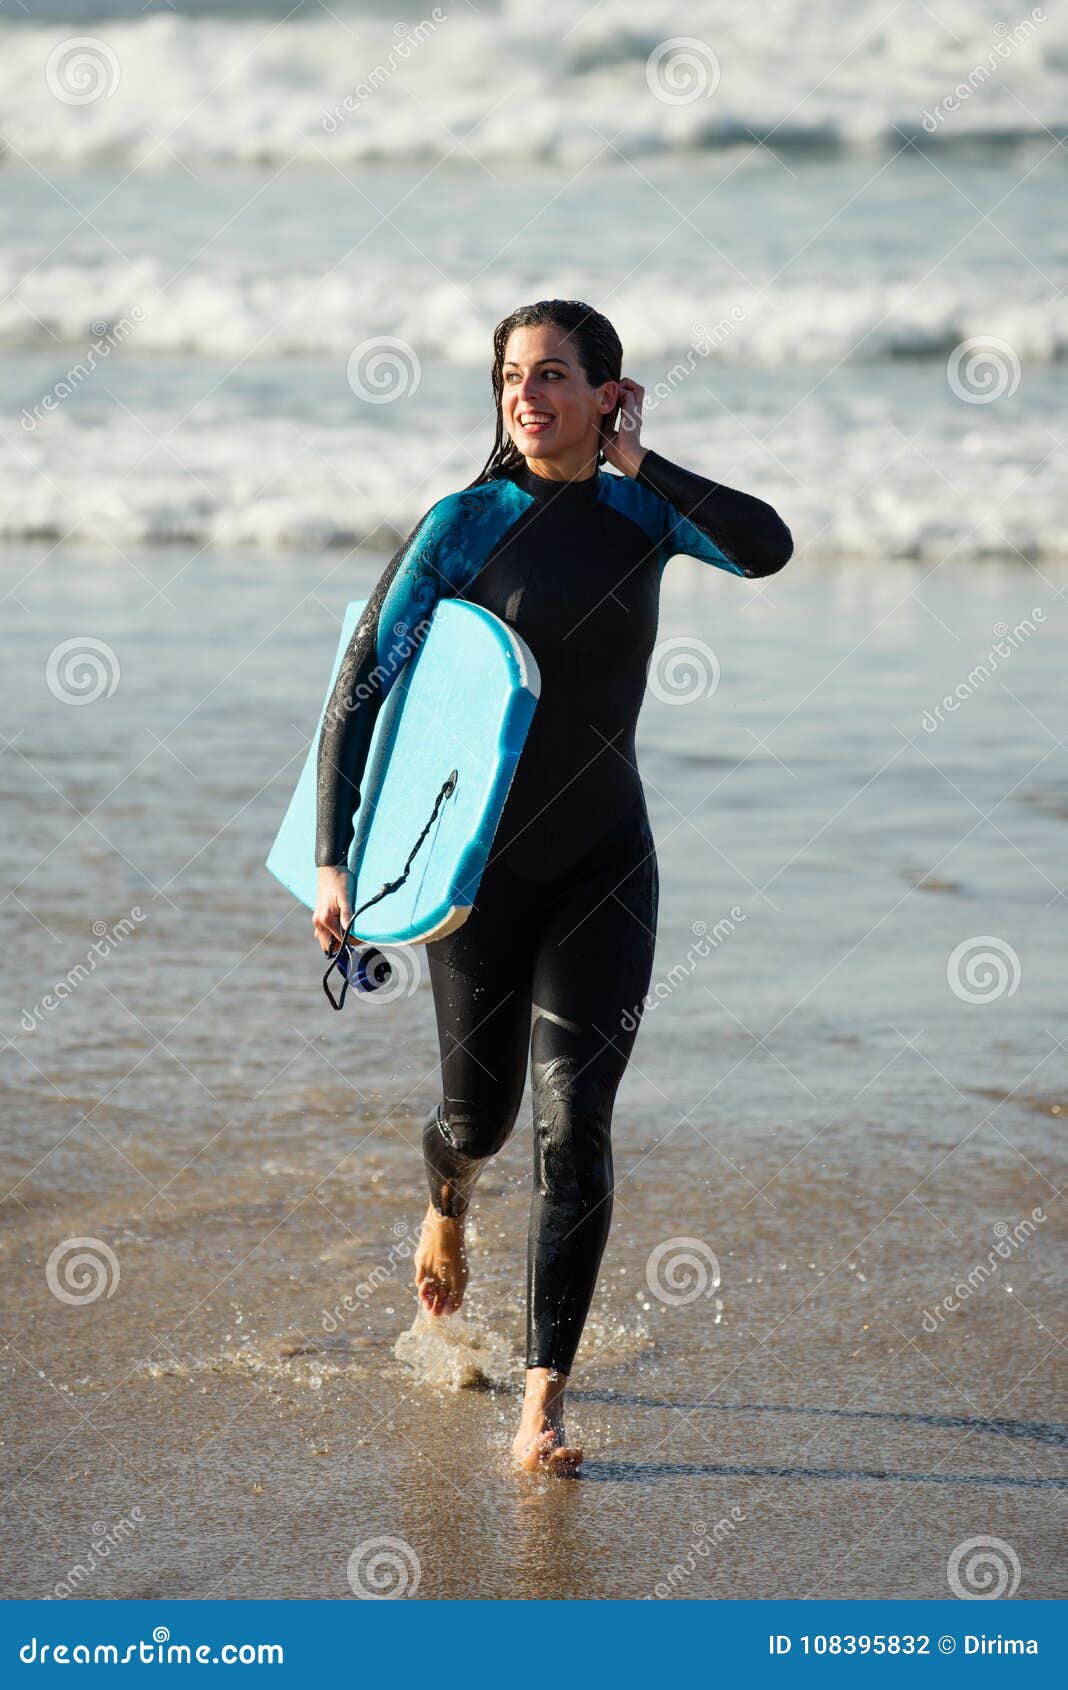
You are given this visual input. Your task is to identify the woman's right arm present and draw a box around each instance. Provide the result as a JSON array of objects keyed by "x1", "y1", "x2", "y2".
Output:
[{"x1": 313, "y1": 511, "x2": 444, "y2": 953}]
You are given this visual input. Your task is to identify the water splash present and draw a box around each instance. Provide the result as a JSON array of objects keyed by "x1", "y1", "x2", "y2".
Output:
[{"x1": 393, "y1": 1312, "x2": 519, "y2": 1391}]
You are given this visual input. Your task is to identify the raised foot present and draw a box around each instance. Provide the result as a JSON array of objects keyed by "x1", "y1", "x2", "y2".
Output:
[{"x1": 414, "y1": 1204, "x2": 468, "y2": 1317}]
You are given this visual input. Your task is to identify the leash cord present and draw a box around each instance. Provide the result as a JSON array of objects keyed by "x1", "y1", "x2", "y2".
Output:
[{"x1": 322, "y1": 769, "x2": 457, "y2": 1010}]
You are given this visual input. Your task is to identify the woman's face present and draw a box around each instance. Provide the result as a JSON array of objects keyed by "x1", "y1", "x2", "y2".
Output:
[{"x1": 501, "y1": 323, "x2": 617, "y2": 463}]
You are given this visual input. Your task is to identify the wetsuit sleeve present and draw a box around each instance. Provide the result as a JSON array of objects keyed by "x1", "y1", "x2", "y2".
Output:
[
  {"x1": 635, "y1": 448, "x2": 793, "y2": 579},
  {"x1": 315, "y1": 510, "x2": 446, "y2": 868}
]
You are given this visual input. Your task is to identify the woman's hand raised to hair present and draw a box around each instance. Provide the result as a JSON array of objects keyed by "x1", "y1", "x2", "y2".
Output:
[
  {"x1": 602, "y1": 377, "x2": 649, "y2": 478},
  {"x1": 313, "y1": 864, "x2": 355, "y2": 955}
]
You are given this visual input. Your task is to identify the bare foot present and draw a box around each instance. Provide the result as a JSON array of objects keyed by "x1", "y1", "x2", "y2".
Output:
[
  {"x1": 414, "y1": 1204, "x2": 468, "y2": 1316},
  {"x1": 512, "y1": 1368, "x2": 582, "y2": 1475}
]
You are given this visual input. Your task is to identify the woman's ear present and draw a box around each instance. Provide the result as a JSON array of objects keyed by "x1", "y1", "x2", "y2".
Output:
[
  {"x1": 596, "y1": 385, "x2": 620, "y2": 464},
  {"x1": 598, "y1": 383, "x2": 621, "y2": 442}
]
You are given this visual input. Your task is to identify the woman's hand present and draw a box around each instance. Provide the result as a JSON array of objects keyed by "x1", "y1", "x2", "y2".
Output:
[
  {"x1": 602, "y1": 377, "x2": 649, "y2": 478},
  {"x1": 313, "y1": 864, "x2": 355, "y2": 955}
]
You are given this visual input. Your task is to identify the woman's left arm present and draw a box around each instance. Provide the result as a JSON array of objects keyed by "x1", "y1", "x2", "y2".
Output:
[
  {"x1": 603, "y1": 378, "x2": 793, "y2": 579},
  {"x1": 637, "y1": 449, "x2": 793, "y2": 578}
]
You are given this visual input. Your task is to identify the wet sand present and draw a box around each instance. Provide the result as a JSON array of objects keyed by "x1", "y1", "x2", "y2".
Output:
[{"x1": 2, "y1": 546, "x2": 1065, "y2": 1600}]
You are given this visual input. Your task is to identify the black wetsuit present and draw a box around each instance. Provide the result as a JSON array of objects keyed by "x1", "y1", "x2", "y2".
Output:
[{"x1": 317, "y1": 450, "x2": 792, "y2": 1373}]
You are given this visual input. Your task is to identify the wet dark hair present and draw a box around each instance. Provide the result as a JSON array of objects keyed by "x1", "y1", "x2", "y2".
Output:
[{"x1": 468, "y1": 299, "x2": 623, "y2": 487}]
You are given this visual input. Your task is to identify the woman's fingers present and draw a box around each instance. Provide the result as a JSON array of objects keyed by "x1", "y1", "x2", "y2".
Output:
[
  {"x1": 616, "y1": 390, "x2": 643, "y2": 441},
  {"x1": 312, "y1": 903, "x2": 343, "y2": 952},
  {"x1": 313, "y1": 866, "x2": 354, "y2": 952},
  {"x1": 312, "y1": 872, "x2": 354, "y2": 953}
]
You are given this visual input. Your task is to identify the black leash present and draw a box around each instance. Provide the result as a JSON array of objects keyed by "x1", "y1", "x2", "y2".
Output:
[{"x1": 322, "y1": 770, "x2": 457, "y2": 1011}]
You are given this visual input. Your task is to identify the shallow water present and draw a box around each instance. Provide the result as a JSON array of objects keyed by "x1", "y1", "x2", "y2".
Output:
[{"x1": 2, "y1": 546, "x2": 1065, "y2": 1599}]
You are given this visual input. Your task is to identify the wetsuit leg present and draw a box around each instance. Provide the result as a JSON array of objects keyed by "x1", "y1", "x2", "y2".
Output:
[
  {"x1": 525, "y1": 798, "x2": 659, "y2": 1373},
  {"x1": 422, "y1": 859, "x2": 539, "y2": 1216}
]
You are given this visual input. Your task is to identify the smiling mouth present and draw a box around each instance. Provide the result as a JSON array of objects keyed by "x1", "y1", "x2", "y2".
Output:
[{"x1": 517, "y1": 411, "x2": 555, "y2": 430}]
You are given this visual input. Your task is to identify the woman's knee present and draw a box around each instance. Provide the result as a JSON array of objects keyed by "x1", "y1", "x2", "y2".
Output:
[
  {"x1": 531, "y1": 1091, "x2": 614, "y2": 1203},
  {"x1": 430, "y1": 1097, "x2": 517, "y2": 1163}
]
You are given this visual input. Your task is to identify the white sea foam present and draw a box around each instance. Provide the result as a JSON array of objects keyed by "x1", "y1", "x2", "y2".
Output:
[
  {"x1": 3, "y1": 1, "x2": 1063, "y2": 563},
  {"x1": 5, "y1": 400, "x2": 1064, "y2": 561},
  {"x1": 1, "y1": 1, "x2": 1063, "y2": 169},
  {"x1": 4, "y1": 257, "x2": 1067, "y2": 367}
]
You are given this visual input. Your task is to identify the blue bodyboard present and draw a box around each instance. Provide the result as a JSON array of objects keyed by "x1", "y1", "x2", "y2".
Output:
[{"x1": 266, "y1": 599, "x2": 540, "y2": 944}]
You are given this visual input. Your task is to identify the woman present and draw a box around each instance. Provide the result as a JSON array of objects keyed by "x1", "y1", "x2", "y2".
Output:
[{"x1": 314, "y1": 299, "x2": 792, "y2": 1473}]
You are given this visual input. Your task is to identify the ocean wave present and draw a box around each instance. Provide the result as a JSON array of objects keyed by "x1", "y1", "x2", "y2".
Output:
[
  {"x1": 3, "y1": 259, "x2": 1066, "y2": 367},
  {"x1": 1, "y1": 2, "x2": 1065, "y2": 169},
  {"x1": 3, "y1": 406, "x2": 1065, "y2": 562}
]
